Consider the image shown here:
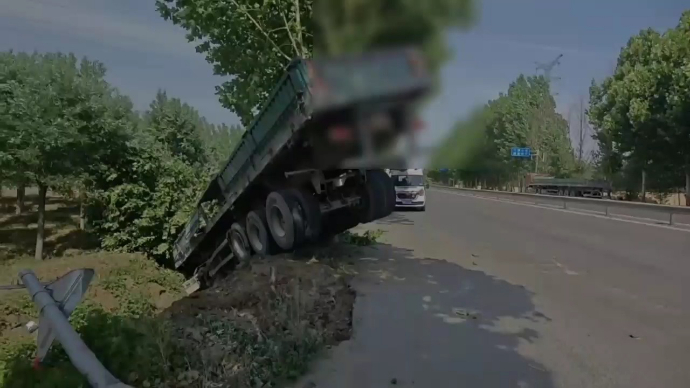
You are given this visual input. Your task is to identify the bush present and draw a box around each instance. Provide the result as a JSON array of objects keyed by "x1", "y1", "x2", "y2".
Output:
[
  {"x1": 340, "y1": 229, "x2": 385, "y2": 246},
  {"x1": 88, "y1": 143, "x2": 206, "y2": 265}
]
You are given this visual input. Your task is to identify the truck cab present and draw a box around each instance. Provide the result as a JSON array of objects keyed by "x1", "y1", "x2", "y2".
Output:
[{"x1": 389, "y1": 168, "x2": 426, "y2": 211}]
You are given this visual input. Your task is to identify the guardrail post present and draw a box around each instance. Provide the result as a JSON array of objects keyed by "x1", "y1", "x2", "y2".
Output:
[
  {"x1": 669, "y1": 212, "x2": 674, "y2": 225},
  {"x1": 563, "y1": 199, "x2": 567, "y2": 209},
  {"x1": 605, "y1": 206, "x2": 609, "y2": 217}
]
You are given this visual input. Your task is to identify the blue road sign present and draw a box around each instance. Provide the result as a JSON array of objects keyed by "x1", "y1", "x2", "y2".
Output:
[{"x1": 511, "y1": 147, "x2": 532, "y2": 158}]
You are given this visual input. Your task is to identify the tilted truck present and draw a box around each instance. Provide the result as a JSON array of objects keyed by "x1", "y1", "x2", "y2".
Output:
[{"x1": 174, "y1": 48, "x2": 432, "y2": 291}]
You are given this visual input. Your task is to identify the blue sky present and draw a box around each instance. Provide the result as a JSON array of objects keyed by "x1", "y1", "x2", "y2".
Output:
[{"x1": 1, "y1": 0, "x2": 687, "y2": 150}]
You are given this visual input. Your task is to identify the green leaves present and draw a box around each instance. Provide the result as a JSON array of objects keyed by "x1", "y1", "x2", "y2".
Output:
[
  {"x1": 432, "y1": 74, "x2": 575, "y2": 185},
  {"x1": 0, "y1": 50, "x2": 244, "y2": 264},
  {"x1": 589, "y1": 10, "x2": 690, "y2": 196},
  {"x1": 156, "y1": 0, "x2": 475, "y2": 126}
]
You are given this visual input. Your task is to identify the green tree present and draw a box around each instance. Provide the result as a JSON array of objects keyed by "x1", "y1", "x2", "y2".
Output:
[
  {"x1": 200, "y1": 122, "x2": 244, "y2": 170},
  {"x1": 87, "y1": 141, "x2": 205, "y2": 264},
  {"x1": 589, "y1": 11, "x2": 690, "y2": 204},
  {"x1": 0, "y1": 52, "x2": 132, "y2": 260},
  {"x1": 145, "y1": 90, "x2": 209, "y2": 168},
  {"x1": 156, "y1": 0, "x2": 475, "y2": 126},
  {"x1": 87, "y1": 92, "x2": 244, "y2": 264},
  {"x1": 432, "y1": 74, "x2": 575, "y2": 189}
]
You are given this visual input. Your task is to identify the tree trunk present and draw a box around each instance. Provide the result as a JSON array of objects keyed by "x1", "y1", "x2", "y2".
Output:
[
  {"x1": 640, "y1": 169, "x2": 646, "y2": 203},
  {"x1": 685, "y1": 169, "x2": 690, "y2": 207},
  {"x1": 34, "y1": 184, "x2": 47, "y2": 261},
  {"x1": 16, "y1": 184, "x2": 25, "y2": 215},
  {"x1": 79, "y1": 190, "x2": 86, "y2": 230}
]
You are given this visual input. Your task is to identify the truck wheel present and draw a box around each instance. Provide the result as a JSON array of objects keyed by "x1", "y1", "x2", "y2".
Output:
[
  {"x1": 362, "y1": 170, "x2": 393, "y2": 221},
  {"x1": 228, "y1": 222, "x2": 252, "y2": 262},
  {"x1": 266, "y1": 191, "x2": 305, "y2": 250},
  {"x1": 374, "y1": 169, "x2": 396, "y2": 216},
  {"x1": 284, "y1": 188, "x2": 322, "y2": 242},
  {"x1": 321, "y1": 208, "x2": 361, "y2": 238},
  {"x1": 246, "y1": 208, "x2": 279, "y2": 255}
]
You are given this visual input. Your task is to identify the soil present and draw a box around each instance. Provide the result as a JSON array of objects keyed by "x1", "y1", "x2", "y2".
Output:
[{"x1": 165, "y1": 253, "x2": 356, "y2": 344}]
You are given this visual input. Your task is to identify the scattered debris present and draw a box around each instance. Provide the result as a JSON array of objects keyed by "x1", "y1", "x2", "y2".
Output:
[
  {"x1": 422, "y1": 295, "x2": 432, "y2": 302},
  {"x1": 452, "y1": 308, "x2": 479, "y2": 320},
  {"x1": 390, "y1": 377, "x2": 398, "y2": 385},
  {"x1": 471, "y1": 253, "x2": 479, "y2": 258}
]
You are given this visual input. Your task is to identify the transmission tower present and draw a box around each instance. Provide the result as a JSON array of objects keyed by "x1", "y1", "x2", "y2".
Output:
[{"x1": 535, "y1": 54, "x2": 563, "y2": 82}]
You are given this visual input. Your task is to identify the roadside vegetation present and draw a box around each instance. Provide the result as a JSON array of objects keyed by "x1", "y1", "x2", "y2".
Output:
[
  {"x1": 430, "y1": 10, "x2": 690, "y2": 205},
  {"x1": 0, "y1": 192, "x2": 356, "y2": 387}
]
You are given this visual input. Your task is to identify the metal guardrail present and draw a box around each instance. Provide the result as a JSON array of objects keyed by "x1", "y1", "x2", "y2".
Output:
[{"x1": 431, "y1": 184, "x2": 690, "y2": 226}]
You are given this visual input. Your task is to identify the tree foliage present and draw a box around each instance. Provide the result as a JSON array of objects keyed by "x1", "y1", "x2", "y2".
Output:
[
  {"x1": 589, "y1": 11, "x2": 690, "y2": 202},
  {"x1": 0, "y1": 52, "x2": 137, "y2": 259},
  {"x1": 431, "y1": 74, "x2": 575, "y2": 187},
  {"x1": 156, "y1": 0, "x2": 475, "y2": 126},
  {"x1": 0, "y1": 51, "x2": 243, "y2": 263}
]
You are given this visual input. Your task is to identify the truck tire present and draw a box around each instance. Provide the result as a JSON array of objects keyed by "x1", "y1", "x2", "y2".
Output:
[
  {"x1": 246, "y1": 208, "x2": 279, "y2": 255},
  {"x1": 321, "y1": 207, "x2": 361, "y2": 238},
  {"x1": 283, "y1": 188, "x2": 322, "y2": 242},
  {"x1": 361, "y1": 169, "x2": 393, "y2": 221},
  {"x1": 266, "y1": 191, "x2": 305, "y2": 250},
  {"x1": 378, "y1": 170, "x2": 396, "y2": 215},
  {"x1": 228, "y1": 222, "x2": 252, "y2": 262}
]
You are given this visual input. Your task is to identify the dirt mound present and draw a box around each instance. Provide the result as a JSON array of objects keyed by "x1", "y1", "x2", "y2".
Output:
[{"x1": 163, "y1": 255, "x2": 356, "y2": 387}]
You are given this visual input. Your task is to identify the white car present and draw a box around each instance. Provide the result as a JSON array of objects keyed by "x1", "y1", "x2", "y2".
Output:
[{"x1": 391, "y1": 171, "x2": 426, "y2": 211}]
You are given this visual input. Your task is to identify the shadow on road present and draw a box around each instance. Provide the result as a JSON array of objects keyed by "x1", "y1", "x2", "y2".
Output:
[{"x1": 295, "y1": 242, "x2": 555, "y2": 388}]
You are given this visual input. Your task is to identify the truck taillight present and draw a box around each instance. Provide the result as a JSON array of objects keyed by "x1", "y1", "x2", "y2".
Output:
[
  {"x1": 328, "y1": 125, "x2": 353, "y2": 143},
  {"x1": 412, "y1": 118, "x2": 425, "y2": 131}
]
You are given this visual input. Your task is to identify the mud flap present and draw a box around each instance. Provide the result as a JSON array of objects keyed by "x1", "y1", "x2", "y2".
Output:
[{"x1": 183, "y1": 275, "x2": 201, "y2": 295}]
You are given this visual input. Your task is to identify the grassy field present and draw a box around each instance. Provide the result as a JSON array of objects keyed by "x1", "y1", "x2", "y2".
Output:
[{"x1": 0, "y1": 190, "x2": 356, "y2": 388}]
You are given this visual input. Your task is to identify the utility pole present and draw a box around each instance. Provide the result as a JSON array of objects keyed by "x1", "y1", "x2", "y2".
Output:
[{"x1": 531, "y1": 54, "x2": 564, "y2": 176}]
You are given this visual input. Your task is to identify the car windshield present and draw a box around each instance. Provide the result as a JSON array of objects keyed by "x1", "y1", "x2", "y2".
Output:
[{"x1": 394, "y1": 175, "x2": 424, "y2": 187}]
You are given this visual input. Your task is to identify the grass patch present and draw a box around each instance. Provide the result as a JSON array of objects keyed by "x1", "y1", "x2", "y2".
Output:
[{"x1": 340, "y1": 229, "x2": 385, "y2": 246}]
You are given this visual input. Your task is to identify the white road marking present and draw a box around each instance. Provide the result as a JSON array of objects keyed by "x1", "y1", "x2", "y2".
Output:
[{"x1": 433, "y1": 189, "x2": 690, "y2": 234}]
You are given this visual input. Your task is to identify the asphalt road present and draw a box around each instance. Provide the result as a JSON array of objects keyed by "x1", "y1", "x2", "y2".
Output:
[{"x1": 295, "y1": 187, "x2": 690, "y2": 388}]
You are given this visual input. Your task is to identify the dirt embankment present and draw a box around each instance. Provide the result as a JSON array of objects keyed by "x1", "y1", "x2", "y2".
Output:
[{"x1": 163, "y1": 255, "x2": 356, "y2": 387}]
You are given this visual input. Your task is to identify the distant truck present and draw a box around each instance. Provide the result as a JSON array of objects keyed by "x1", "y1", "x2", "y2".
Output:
[
  {"x1": 174, "y1": 48, "x2": 431, "y2": 290},
  {"x1": 388, "y1": 168, "x2": 427, "y2": 210},
  {"x1": 526, "y1": 174, "x2": 612, "y2": 198}
]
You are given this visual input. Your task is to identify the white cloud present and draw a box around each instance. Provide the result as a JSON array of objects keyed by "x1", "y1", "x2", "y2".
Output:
[{"x1": 0, "y1": 0, "x2": 198, "y2": 58}]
